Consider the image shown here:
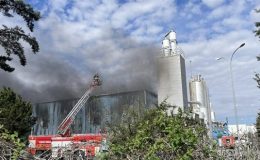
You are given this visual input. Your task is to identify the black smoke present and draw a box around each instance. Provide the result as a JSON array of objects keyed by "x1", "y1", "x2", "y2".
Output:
[{"x1": 0, "y1": 30, "x2": 159, "y2": 103}]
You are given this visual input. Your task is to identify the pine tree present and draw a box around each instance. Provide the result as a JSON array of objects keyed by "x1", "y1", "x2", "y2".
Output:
[
  {"x1": 0, "y1": 0, "x2": 40, "y2": 72},
  {"x1": 254, "y1": 56, "x2": 260, "y2": 88},
  {"x1": 254, "y1": 9, "x2": 260, "y2": 39},
  {"x1": 254, "y1": 9, "x2": 260, "y2": 148}
]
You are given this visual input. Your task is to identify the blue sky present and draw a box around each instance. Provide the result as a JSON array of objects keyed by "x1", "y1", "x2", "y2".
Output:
[{"x1": 0, "y1": 0, "x2": 260, "y2": 125}]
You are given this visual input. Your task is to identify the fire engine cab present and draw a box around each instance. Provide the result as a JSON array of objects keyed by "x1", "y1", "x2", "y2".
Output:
[{"x1": 221, "y1": 136, "x2": 235, "y2": 149}]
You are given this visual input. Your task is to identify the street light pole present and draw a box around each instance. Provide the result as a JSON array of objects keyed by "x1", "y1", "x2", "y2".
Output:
[{"x1": 229, "y1": 43, "x2": 245, "y2": 139}]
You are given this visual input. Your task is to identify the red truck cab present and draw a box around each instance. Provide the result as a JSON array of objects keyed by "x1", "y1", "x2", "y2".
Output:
[{"x1": 221, "y1": 136, "x2": 235, "y2": 149}]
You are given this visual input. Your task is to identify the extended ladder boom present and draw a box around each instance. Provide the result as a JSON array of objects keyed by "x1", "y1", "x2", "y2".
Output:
[{"x1": 57, "y1": 74, "x2": 101, "y2": 136}]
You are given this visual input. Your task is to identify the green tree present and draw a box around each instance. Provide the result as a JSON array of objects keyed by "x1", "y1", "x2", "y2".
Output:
[
  {"x1": 256, "y1": 113, "x2": 260, "y2": 148},
  {"x1": 104, "y1": 103, "x2": 217, "y2": 160},
  {"x1": 254, "y1": 9, "x2": 260, "y2": 148},
  {"x1": 254, "y1": 58, "x2": 260, "y2": 88},
  {"x1": 0, "y1": 0, "x2": 40, "y2": 72},
  {"x1": 254, "y1": 9, "x2": 260, "y2": 87},
  {"x1": 0, "y1": 87, "x2": 35, "y2": 141},
  {"x1": 0, "y1": 124, "x2": 25, "y2": 159},
  {"x1": 254, "y1": 9, "x2": 260, "y2": 39}
]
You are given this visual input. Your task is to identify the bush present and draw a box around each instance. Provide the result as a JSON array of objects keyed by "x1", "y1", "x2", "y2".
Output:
[{"x1": 105, "y1": 102, "x2": 217, "y2": 160}]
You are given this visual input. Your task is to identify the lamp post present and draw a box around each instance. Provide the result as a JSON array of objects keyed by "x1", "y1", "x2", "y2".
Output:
[{"x1": 230, "y1": 43, "x2": 245, "y2": 139}]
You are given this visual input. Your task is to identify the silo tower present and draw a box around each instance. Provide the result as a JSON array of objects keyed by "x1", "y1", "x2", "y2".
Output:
[
  {"x1": 158, "y1": 30, "x2": 188, "y2": 114},
  {"x1": 189, "y1": 75, "x2": 212, "y2": 125}
]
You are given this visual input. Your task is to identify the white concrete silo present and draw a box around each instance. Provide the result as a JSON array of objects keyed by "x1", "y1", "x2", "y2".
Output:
[
  {"x1": 189, "y1": 75, "x2": 212, "y2": 125},
  {"x1": 158, "y1": 30, "x2": 188, "y2": 115}
]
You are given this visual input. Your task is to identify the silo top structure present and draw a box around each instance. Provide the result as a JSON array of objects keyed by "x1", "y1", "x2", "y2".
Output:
[
  {"x1": 158, "y1": 30, "x2": 188, "y2": 115},
  {"x1": 161, "y1": 30, "x2": 184, "y2": 56}
]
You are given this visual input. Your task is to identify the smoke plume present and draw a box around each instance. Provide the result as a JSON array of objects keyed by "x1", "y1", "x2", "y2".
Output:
[{"x1": 0, "y1": 29, "x2": 159, "y2": 103}]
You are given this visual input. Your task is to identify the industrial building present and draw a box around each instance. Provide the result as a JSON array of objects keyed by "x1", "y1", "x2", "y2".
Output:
[
  {"x1": 32, "y1": 30, "x2": 216, "y2": 136},
  {"x1": 189, "y1": 75, "x2": 212, "y2": 126},
  {"x1": 32, "y1": 90, "x2": 157, "y2": 135},
  {"x1": 228, "y1": 124, "x2": 256, "y2": 135},
  {"x1": 158, "y1": 30, "x2": 188, "y2": 114}
]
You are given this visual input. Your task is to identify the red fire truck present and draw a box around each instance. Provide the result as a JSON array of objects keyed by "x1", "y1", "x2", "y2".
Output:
[
  {"x1": 28, "y1": 74, "x2": 106, "y2": 159},
  {"x1": 221, "y1": 136, "x2": 235, "y2": 149}
]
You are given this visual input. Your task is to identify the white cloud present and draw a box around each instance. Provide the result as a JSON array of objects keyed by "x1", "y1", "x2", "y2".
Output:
[
  {"x1": 202, "y1": 0, "x2": 224, "y2": 8},
  {"x1": 250, "y1": 8, "x2": 260, "y2": 23}
]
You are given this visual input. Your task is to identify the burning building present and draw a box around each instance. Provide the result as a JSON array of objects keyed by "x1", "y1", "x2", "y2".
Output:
[{"x1": 32, "y1": 90, "x2": 157, "y2": 135}]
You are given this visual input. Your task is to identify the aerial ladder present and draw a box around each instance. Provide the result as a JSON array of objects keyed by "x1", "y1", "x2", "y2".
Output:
[
  {"x1": 57, "y1": 74, "x2": 101, "y2": 136},
  {"x1": 28, "y1": 74, "x2": 104, "y2": 158}
]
